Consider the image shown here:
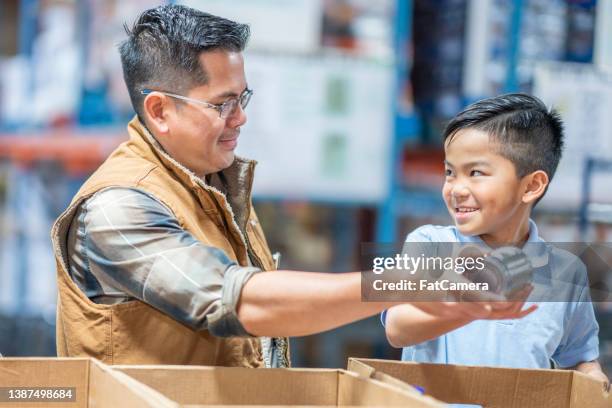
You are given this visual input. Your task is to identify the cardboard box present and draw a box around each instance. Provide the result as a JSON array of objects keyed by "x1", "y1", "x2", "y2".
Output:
[
  {"x1": 114, "y1": 365, "x2": 446, "y2": 407},
  {"x1": 0, "y1": 358, "x2": 177, "y2": 408},
  {"x1": 348, "y1": 358, "x2": 612, "y2": 408}
]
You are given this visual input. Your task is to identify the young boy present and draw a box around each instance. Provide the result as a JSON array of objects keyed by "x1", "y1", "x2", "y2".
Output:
[{"x1": 383, "y1": 93, "x2": 608, "y2": 387}]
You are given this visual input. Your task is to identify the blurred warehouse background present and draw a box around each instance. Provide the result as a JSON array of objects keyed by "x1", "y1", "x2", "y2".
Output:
[{"x1": 1, "y1": 0, "x2": 612, "y2": 370}]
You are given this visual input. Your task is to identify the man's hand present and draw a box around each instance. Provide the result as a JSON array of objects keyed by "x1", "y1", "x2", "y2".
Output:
[
  {"x1": 412, "y1": 284, "x2": 537, "y2": 320},
  {"x1": 475, "y1": 284, "x2": 538, "y2": 320},
  {"x1": 410, "y1": 299, "x2": 537, "y2": 321}
]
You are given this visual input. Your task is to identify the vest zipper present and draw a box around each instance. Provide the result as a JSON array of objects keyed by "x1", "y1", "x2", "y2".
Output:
[
  {"x1": 245, "y1": 232, "x2": 266, "y2": 270},
  {"x1": 242, "y1": 161, "x2": 266, "y2": 270}
]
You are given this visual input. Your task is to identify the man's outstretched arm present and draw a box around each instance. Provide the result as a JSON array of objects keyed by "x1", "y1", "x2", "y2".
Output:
[
  {"x1": 237, "y1": 271, "x2": 536, "y2": 337},
  {"x1": 238, "y1": 271, "x2": 393, "y2": 337},
  {"x1": 73, "y1": 187, "x2": 533, "y2": 339}
]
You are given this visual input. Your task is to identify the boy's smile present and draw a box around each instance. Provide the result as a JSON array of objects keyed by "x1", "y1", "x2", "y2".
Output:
[{"x1": 442, "y1": 129, "x2": 532, "y2": 246}]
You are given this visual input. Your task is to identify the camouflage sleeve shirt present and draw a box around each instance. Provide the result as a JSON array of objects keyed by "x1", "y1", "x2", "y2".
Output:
[{"x1": 66, "y1": 186, "x2": 261, "y2": 338}]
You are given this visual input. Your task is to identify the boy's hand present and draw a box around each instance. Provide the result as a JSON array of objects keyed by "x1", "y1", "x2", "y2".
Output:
[
  {"x1": 588, "y1": 370, "x2": 610, "y2": 392},
  {"x1": 574, "y1": 361, "x2": 610, "y2": 391}
]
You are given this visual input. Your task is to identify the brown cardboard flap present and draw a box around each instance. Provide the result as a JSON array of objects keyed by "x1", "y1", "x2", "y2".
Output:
[
  {"x1": 114, "y1": 365, "x2": 444, "y2": 407},
  {"x1": 348, "y1": 358, "x2": 583, "y2": 408},
  {"x1": 569, "y1": 371, "x2": 612, "y2": 408},
  {"x1": 346, "y1": 359, "x2": 377, "y2": 379},
  {"x1": 0, "y1": 358, "x2": 90, "y2": 408},
  {"x1": 114, "y1": 366, "x2": 339, "y2": 405},
  {"x1": 88, "y1": 359, "x2": 178, "y2": 408},
  {"x1": 342, "y1": 361, "x2": 428, "y2": 399},
  {"x1": 337, "y1": 371, "x2": 444, "y2": 407},
  {"x1": 0, "y1": 358, "x2": 177, "y2": 408}
]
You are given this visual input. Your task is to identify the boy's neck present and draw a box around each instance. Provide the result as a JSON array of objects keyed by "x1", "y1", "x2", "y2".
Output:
[{"x1": 478, "y1": 218, "x2": 531, "y2": 248}]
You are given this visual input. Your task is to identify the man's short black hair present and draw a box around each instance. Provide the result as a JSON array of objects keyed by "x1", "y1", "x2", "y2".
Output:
[
  {"x1": 444, "y1": 93, "x2": 565, "y2": 182},
  {"x1": 119, "y1": 4, "x2": 250, "y2": 119}
]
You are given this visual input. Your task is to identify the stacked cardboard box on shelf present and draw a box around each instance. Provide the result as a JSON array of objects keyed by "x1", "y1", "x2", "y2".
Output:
[{"x1": 348, "y1": 358, "x2": 612, "y2": 408}]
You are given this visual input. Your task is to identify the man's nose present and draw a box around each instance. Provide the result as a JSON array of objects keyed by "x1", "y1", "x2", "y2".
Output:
[{"x1": 226, "y1": 104, "x2": 247, "y2": 128}]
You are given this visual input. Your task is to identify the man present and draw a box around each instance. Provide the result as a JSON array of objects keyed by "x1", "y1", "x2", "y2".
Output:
[{"x1": 51, "y1": 5, "x2": 532, "y2": 368}]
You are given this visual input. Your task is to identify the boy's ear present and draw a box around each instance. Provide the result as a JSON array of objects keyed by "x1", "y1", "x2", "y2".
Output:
[{"x1": 521, "y1": 170, "x2": 549, "y2": 204}]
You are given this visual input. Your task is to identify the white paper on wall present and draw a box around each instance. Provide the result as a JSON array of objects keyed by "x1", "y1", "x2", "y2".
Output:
[
  {"x1": 178, "y1": 0, "x2": 323, "y2": 54},
  {"x1": 30, "y1": 3, "x2": 82, "y2": 125},
  {"x1": 533, "y1": 62, "x2": 612, "y2": 209},
  {"x1": 237, "y1": 52, "x2": 393, "y2": 203},
  {"x1": 84, "y1": 0, "x2": 163, "y2": 114},
  {"x1": 0, "y1": 168, "x2": 57, "y2": 316},
  {"x1": 0, "y1": 56, "x2": 30, "y2": 126}
]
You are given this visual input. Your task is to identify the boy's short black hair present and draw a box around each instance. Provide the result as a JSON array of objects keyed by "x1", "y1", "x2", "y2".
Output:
[
  {"x1": 119, "y1": 5, "x2": 250, "y2": 120},
  {"x1": 444, "y1": 93, "x2": 564, "y2": 183}
]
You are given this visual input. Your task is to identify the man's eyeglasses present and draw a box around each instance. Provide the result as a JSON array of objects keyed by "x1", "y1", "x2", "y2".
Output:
[{"x1": 141, "y1": 88, "x2": 253, "y2": 119}]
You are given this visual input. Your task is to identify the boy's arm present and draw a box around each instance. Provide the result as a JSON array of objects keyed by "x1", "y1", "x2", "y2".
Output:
[
  {"x1": 384, "y1": 300, "x2": 537, "y2": 348},
  {"x1": 571, "y1": 360, "x2": 609, "y2": 390},
  {"x1": 385, "y1": 304, "x2": 473, "y2": 347}
]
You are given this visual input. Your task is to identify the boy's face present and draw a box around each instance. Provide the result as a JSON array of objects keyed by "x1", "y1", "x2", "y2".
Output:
[{"x1": 442, "y1": 128, "x2": 530, "y2": 239}]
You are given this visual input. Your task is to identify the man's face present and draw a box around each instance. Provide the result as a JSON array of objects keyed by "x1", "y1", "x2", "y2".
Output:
[
  {"x1": 442, "y1": 129, "x2": 528, "y2": 240},
  {"x1": 162, "y1": 50, "x2": 248, "y2": 176}
]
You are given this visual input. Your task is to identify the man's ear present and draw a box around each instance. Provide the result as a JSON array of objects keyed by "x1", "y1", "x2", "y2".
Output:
[
  {"x1": 142, "y1": 92, "x2": 171, "y2": 135},
  {"x1": 521, "y1": 170, "x2": 549, "y2": 204}
]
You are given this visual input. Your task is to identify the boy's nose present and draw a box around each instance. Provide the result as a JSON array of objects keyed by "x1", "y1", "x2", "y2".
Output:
[{"x1": 451, "y1": 185, "x2": 470, "y2": 200}]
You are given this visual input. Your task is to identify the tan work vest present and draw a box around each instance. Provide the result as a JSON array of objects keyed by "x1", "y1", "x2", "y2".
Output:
[{"x1": 51, "y1": 117, "x2": 285, "y2": 366}]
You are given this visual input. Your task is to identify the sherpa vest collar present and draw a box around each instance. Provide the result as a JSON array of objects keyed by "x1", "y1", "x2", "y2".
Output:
[{"x1": 51, "y1": 117, "x2": 287, "y2": 366}]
